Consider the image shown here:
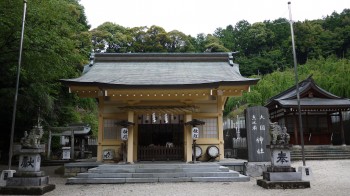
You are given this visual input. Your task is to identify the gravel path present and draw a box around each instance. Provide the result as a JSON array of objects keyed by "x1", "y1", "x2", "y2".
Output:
[{"x1": 2, "y1": 160, "x2": 350, "y2": 196}]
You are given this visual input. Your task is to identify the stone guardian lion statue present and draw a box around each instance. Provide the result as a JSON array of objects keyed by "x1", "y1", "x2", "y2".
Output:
[{"x1": 269, "y1": 122, "x2": 290, "y2": 145}]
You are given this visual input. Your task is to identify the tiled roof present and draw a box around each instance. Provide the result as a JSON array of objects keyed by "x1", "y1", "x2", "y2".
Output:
[
  {"x1": 265, "y1": 76, "x2": 350, "y2": 109},
  {"x1": 61, "y1": 53, "x2": 258, "y2": 88}
]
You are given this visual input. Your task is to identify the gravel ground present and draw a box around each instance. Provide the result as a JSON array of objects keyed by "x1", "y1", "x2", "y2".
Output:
[{"x1": 2, "y1": 160, "x2": 350, "y2": 196}]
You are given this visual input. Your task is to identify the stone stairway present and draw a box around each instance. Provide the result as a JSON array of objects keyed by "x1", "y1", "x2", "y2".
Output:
[
  {"x1": 291, "y1": 145, "x2": 350, "y2": 160},
  {"x1": 66, "y1": 163, "x2": 249, "y2": 184}
]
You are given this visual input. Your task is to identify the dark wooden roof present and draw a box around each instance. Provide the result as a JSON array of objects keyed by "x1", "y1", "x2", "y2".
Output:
[
  {"x1": 265, "y1": 76, "x2": 350, "y2": 110},
  {"x1": 61, "y1": 53, "x2": 258, "y2": 89}
]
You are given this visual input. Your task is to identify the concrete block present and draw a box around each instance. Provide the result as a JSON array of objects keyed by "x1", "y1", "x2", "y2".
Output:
[
  {"x1": 192, "y1": 176, "x2": 249, "y2": 182},
  {"x1": 66, "y1": 177, "x2": 126, "y2": 184},
  {"x1": 125, "y1": 178, "x2": 158, "y2": 183},
  {"x1": 1, "y1": 170, "x2": 16, "y2": 180},
  {"x1": 159, "y1": 177, "x2": 191, "y2": 182},
  {"x1": 257, "y1": 179, "x2": 310, "y2": 189},
  {"x1": 298, "y1": 166, "x2": 313, "y2": 181},
  {"x1": 267, "y1": 166, "x2": 296, "y2": 172},
  {"x1": 186, "y1": 171, "x2": 239, "y2": 177},
  {"x1": 6, "y1": 176, "x2": 49, "y2": 186},
  {"x1": 135, "y1": 168, "x2": 182, "y2": 173},
  {"x1": 263, "y1": 172, "x2": 302, "y2": 181},
  {"x1": 0, "y1": 184, "x2": 55, "y2": 195}
]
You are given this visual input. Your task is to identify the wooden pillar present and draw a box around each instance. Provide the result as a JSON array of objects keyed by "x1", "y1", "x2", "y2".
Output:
[
  {"x1": 70, "y1": 128, "x2": 74, "y2": 159},
  {"x1": 217, "y1": 96, "x2": 224, "y2": 160},
  {"x1": 339, "y1": 111, "x2": 346, "y2": 146},
  {"x1": 184, "y1": 114, "x2": 193, "y2": 162},
  {"x1": 97, "y1": 97, "x2": 104, "y2": 162},
  {"x1": 306, "y1": 112, "x2": 309, "y2": 144},
  {"x1": 284, "y1": 111, "x2": 288, "y2": 129},
  {"x1": 127, "y1": 111, "x2": 135, "y2": 163},
  {"x1": 81, "y1": 139, "x2": 85, "y2": 159},
  {"x1": 293, "y1": 112, "x2": 299, "y2": 145},
  {"x1": 133, "y1": 123, "x2": 138, "y2": 161},
  {"x1": 327, "y1": 112, "x2": 333, "y2": 144}
]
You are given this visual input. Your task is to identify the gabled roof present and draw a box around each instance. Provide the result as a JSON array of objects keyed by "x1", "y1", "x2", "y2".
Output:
[
  {"x1": 61, "y1": 53, "x2": 258, "y2": 89},
  {"x1": 51, "y1": 123, "x2": 91, "y2": 136},
  {"x1": 265, "y1": 76, "x2": 350, "y2": 110}
]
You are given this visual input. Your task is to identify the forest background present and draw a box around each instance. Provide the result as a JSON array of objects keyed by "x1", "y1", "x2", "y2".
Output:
[{"x1": 0, "y1": 0, "x2": 349, "y2": 156}]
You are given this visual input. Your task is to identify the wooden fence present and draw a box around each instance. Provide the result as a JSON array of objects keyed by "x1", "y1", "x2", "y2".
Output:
[{"x1": 138, "y1": 146, "x2": 184, "y2": 161}]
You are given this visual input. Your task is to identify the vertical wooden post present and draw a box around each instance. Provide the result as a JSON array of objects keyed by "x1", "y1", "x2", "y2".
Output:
[
  {"x1": 217, "y1": 96, "x2": 224, "y2": 160},
  {"x1": 339, "y1": 111, "x2": 346, "y2": 146},
  {"x1": 306, "y1": 112, "x2": 309, "y2": 144},
  {"x1": 192, "y1": 140, "x2": 196, "y2": 163},
  {"x1": 293, "y1": 112, "x2": 299, "y2": 145},
  {"x1": 184, "y1": 114, "x2": 192, "y2": 162},
  {"x1": 70, "y1": 128, "x2": 74, "y2": 160},
  {"x1": 327, "y1": 112, "x2": 333, "y2": 144},
  {"x1": 81, "y1": 139, "x2": 85, "y2": 159},
  {"x1": 97, "y1": 96, "x2": 104, "y2": 162},
  {"x1": 133, "y1": 122, "x2": 138, "y2": 161},
  {"x1": 127, "y1": 111, "x2": 134, "y2": 163}
]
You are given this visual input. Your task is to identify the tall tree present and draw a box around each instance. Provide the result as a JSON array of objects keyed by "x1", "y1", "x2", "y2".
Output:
[{"x1": 0, "y1": 0, "x2": 95, "y2": 153}]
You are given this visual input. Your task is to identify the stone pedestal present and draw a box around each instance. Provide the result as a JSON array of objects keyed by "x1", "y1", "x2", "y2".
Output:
[
  {"x1": 0, "y1": 148, "x2": 55, "y2": 195},
  {"x1": 245, "y1": 162, "x2": 271, "y2": 177},
  {"x1": 257, "y1": 145, "x2": 310, "y2": 189}
]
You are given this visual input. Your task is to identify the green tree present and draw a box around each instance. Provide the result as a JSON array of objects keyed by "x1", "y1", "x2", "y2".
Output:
[
  {"x1": 0, "y1": 0, "x2": 97, "y2": 151},
  {"x1": 167, "y1": 30, "x2": 195, "y2": 52}
]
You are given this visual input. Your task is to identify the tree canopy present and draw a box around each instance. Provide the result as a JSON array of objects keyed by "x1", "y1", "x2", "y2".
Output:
[
  {"x1": 1, "y1": 0, "x2": 349, "y2": 154},
  {"x1": 0, "y1": 0, "x2": 97, "y2": 152}
]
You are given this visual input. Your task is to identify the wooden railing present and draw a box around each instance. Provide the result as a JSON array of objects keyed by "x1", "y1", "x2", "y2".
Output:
[{"x1": 138, "y1": 146, "x2": 184, "y2": 161}]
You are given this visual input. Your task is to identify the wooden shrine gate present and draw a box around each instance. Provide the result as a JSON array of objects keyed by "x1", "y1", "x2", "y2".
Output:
[{"x1": 137, "y1": 121, "x2": 184, "y2": 161}]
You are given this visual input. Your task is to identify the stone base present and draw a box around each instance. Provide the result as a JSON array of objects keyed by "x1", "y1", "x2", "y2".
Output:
[
  {"x1": 263, "y1": 172, "x2": 302, "y2": 181},
  {"x1": 6, "y1": 176, "x2": 49, "y2": 186},
  {"x1": 245, "y1": 162, "x2": 271, "y2": 177},
  {"x1": 14, "y1": 171, "x2": 45, "y2": 177},
  {"x1": 267, "y1": 166, "x2": 296, "y2": 172},
  {"x1": 0, "y1": 184, "x2": 55, "y2": 195},
  {"x1": 257, "y1": 179, "x2": 310, "y2": 189}
]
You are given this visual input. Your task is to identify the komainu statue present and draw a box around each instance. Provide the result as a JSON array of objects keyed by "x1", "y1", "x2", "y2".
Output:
[
  {"x1": 270, "y1": 122, "x2": 290, "y2": 145},
  {"x1": 20, "y1": 119, "x2": 44, "y2": 149}
]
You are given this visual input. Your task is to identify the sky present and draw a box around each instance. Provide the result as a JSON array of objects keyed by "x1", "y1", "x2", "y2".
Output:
[{"x1": 79, "y1": 0, "x2": 349, "y2": 36}]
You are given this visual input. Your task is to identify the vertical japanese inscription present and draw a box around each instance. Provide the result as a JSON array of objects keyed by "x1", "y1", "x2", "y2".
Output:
[{"x1": 246, "y1": 106, "x2": 271, "y2": 162}]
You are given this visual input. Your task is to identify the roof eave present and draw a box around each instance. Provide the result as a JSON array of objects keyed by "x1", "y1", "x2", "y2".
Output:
[{"x1": 60, "y1": 79, "x2": 259, "y2": 90}]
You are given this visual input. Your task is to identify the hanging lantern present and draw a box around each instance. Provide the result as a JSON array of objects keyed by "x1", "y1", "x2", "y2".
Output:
[{"x1": 192, "y1": 127, "x2": 199, "y2": 140}]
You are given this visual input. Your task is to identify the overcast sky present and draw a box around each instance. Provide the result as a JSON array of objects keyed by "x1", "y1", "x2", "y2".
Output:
[{"x1": 79, "y1": 0, "x2": 349, "y2": 36}]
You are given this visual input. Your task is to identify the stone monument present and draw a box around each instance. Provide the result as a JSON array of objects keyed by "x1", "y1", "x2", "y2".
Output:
[
  {"x1": 0, "y1": 120, "x2": 55, "y2": 195},
  {"x1": 245, "y1": 106, "x2": 271, "y2": 177},
  {"x1": 257, "y1": 122, "x2": 310, "y2": 189}
]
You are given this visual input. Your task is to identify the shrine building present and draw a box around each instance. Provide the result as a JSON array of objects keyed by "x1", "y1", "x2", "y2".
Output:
[
  {"x1": 266, "y1": 76, "x2": 350, "y2": 146},
  {"x1": 61, "y1": 53, "x2": 258, "y2": 163}
]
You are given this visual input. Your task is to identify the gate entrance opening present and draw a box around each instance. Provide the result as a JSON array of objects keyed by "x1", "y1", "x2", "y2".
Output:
[{"x1": 138, "y1": 124, "x2": 184, "y2": 161}]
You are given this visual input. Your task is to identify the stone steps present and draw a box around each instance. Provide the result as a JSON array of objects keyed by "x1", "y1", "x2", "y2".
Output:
[
  {"x1": 291, "y1": 146, "x2": 350, "y2": 160},
  {"x1": 66, "y1": 163, "x2": 249, "y2": 184}
]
